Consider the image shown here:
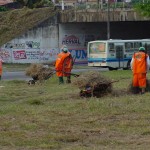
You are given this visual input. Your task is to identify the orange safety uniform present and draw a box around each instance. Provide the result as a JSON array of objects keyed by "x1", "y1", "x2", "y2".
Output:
[
  {"x1": 55, "y1": 52, "x2": 73, "y2": 77},
  {"x1": 132, "y1": 52, "x2": 148, "y2": 88}
]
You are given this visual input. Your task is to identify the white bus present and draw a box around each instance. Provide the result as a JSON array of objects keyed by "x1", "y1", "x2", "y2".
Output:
[{"x1": 87, "y1": 39, "x2": 150, "y2": 70}]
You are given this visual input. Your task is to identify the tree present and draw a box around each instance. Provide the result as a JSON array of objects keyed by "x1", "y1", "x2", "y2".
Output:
[{"x1": 134, "y1": 1, "x2": 150, "y2": 17}]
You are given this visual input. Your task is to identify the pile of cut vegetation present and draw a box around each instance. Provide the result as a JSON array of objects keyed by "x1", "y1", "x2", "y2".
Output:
[
  {"x1": 127, "y1": 79, "x2": 150, "y2": 94},
  {"x1": 0, "y1": 7, "x2": 56, "y2": 47},
  {"x1": 26, "y1": 63, "x2": 54, "y2": 81},
  {"x1": 72, "y1": 71, "x2": 117, "y2": 97}
]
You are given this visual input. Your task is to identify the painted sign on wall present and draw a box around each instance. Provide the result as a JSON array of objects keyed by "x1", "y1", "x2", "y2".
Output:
[
  {"x1": 40, "y1": 49, "x2": 59, "y2": 62},
  {"x1": 2, "y1": 40, "x2": 59, "y2": 63},
  {"x1": 62, "y1": 35, "x2": 81, "y2": 46},
  {"x1": 13, "y1": 50, "x2": 27, "y2": 60},
  {"x1": 0, "y1": 48, "x2": 12, "y2": 62},
  {"x1": 69, "y1": 49, "x2": 87, "y2": 64}
]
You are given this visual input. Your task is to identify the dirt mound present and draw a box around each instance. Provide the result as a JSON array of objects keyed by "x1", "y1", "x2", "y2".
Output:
[
  {"x1": 26, "y1": 63, "x2": 54, "y2": 81},
  {"x1": 72, "y1": 71, "x2": 117, "y2": 97}
]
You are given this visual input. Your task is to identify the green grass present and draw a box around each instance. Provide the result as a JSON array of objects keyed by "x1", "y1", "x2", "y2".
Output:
[{"x1": 0, "y1": 70, "x2": 150, "y2": 149}]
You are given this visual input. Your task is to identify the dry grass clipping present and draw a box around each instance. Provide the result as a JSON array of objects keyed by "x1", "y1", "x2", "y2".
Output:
[
  {"x1": 72, "y1": 71, "x2": 116, "y2": 97},
  {"x1": 26, "y1": 63, "x2": 54, "y2": 81}
]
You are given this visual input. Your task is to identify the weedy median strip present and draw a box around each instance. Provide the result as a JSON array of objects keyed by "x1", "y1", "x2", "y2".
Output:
[{"x1": 0, "y1": 70, "x2": 150, "y2": 149}]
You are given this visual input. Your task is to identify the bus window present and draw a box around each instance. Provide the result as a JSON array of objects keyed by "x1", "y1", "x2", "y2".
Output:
[
  {"x1": 108, "y1": 43, "x2": 115, "y2": 52},
  {"x1": 89, "y1": 42, "x2": 106, "y2": 54},
  {"x1": 134, "y1": 42, "x2": 142, "y2": 51},
  {"x1": 125, "y1": 42, "x2": 134, "y2": 52}
]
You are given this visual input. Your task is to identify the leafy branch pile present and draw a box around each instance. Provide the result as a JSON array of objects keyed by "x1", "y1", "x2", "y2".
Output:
[
  {"x1": 26, "y1": 63, "x2": 54, "y2": 81},
  {"x1": 72, "y1": 71, "x2": 114, "y2": 97}
]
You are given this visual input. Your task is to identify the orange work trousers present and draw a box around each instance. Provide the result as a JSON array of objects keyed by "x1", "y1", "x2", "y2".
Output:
[
  {"x1": 133, "y1": 73, "x2": 146, "y2": 88},
  {"x1": 0, "y1": 68, "x2": 2, "y2": 76}
]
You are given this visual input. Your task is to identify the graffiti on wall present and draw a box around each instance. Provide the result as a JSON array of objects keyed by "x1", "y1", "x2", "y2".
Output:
[
  {"x1": 69, "y1": 49, "x2": 87, "y2": 64},
  {"x1": 61, "y1": 34, "x2": 96, "y2": 63},
  {"x1": 62, "y1": 35, "x2": 81, "y2": 46},
  {"x1": 26, "y1": 50, "x2": 40, "y2": 60},
  {"x1": 13, "y1": 50, "x2": 27, "y2": 60},
  {"x1": 5, "y1": 41, "x2": 40, "y2": 49},
  {"x1": 40, "y1": 49, "x2": 58, "y2": 62},
  {"x1": 11, "y1": 49, "x2": 59, "y2": 62},
  {"x1": 2, "y1": 41, "x2": 41, "y2": 63},
  {"x1": 26, "y1": 41, "x2": 40, "y2": 49},
  {"x1": 0, "y1": 48, "x2": 11, "y2": 62},
  {"x1": 5, "y1": 43, "x2": 25, "y2": 49},
  {"x1": 11, "y1": 50, "x2": 39, "y2": 63},
  {"x1": 62, "y1": 34, "x2": 100, "y2": 47}
]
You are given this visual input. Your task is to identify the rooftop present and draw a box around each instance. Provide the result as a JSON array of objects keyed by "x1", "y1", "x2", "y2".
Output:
[{"x1": 0, "y1": 0, "x2": 13, "y2": 6}]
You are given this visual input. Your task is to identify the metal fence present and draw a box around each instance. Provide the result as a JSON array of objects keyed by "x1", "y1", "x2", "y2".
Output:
[{"x1": 59, "y1": 0, "x2": 150, "y2": 10}]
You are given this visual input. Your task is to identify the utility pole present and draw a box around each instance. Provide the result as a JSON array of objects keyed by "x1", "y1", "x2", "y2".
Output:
[
  {"x1": 62, "y1": 0, "x2": 64, "y2": 10},
  {"x1": 107, "y1": 0, "x2": 110, "y2": 40}
]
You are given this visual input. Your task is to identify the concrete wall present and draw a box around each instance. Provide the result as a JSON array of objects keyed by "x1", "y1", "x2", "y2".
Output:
[
  {"x1": 0, "y1": 21, "x2": 101, "y2": 64},
  {"x1": 0, "y1": 18, "x2": 150, "y2": 64},
  {"x1": 59, "y1": 23, "x2": 106, "y2": 64},
  {"x1": 0, "y1": 24, "x2": 59, "y2": 63},
  {"x1": 59, "y1": 23, "x2": 101, "y2": 64}
]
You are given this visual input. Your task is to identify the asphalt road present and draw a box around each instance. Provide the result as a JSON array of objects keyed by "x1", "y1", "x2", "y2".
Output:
[
  {"x1": 2, "y1": 68, "x2": 108, "y2": 81},
  {"x1": 2, "y1": 71, "x2": 32, "y2": 81}
]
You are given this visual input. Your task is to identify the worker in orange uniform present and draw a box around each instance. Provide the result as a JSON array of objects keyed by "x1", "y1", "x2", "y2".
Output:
[
  {"x1": 131, "y1": 47, "x2": 149, "y2": 94},
  {"x1": 55, "y1": 45, "x2": 73, "y2": 84},
  {"x1": 0, "y1": 58, "x2": 4, "y2": 80}
]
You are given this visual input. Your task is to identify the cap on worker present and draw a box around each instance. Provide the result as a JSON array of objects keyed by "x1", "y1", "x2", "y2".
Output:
[
  {"x1": 62, "y1": 45, "x2": 68, "y2": 52},
  {"x1": 139, "y1": 47, "x2": 145, "y2": 51}
]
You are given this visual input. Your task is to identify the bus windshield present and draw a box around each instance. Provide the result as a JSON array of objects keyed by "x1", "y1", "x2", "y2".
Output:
[{"x1": 89, "y1": 42, "x2": 106, "y2": 54}]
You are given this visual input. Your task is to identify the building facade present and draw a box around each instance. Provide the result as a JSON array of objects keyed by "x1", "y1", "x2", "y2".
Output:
[{"x1": 0, "y1": 0, "x2": 13, "y2": 5}]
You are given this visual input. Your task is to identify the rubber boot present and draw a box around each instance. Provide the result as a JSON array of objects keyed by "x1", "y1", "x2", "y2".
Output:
[
  {"x1": 66, "y1": 76, "x2": 71, "y2": 83},
  {"x1": 59, "y1": 77, "x2": 64, "y2": 84},
  {"x1": 141, "y1": 88, "x2": 145, "y2": 94},
  {"x1": 0, "y1": 75, "x2": 1, "y2": 80}
]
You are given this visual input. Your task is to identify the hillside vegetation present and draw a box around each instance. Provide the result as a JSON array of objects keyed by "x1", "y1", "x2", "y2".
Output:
[{"x1": 0, "y1": 7, "x2": 56, "y2": 47}]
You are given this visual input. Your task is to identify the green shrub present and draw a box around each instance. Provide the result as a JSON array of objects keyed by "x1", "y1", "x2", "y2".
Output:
[{"x1": 0, "y1": 6, "x2": 8, "y2": 12}]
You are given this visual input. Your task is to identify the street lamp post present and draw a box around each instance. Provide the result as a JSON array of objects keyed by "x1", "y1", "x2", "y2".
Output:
[
  {"x1": 62, "y1": 0, "x2": 64, "y2": 10},
  {"x1": 107, "y1": 0, "x2": 110, "y2": 40}
]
